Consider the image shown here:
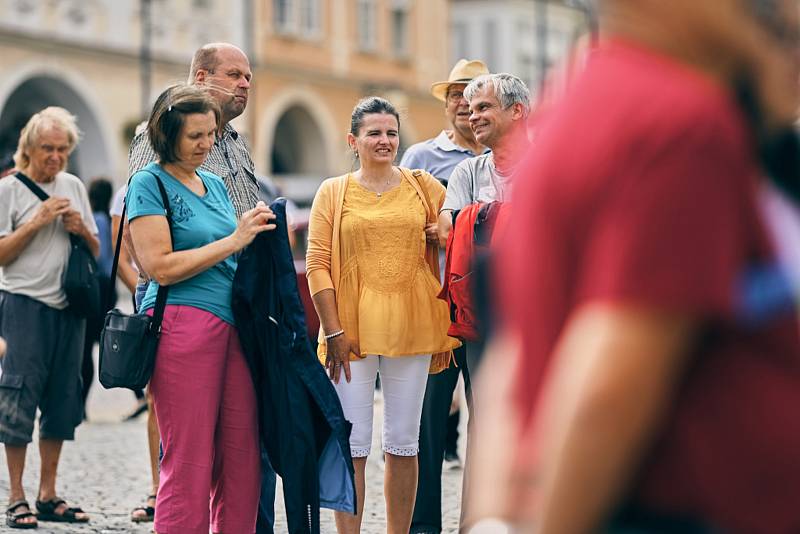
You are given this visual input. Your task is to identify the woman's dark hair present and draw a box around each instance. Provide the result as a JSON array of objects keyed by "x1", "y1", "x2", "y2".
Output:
[
  {"x1": 88, "y1": 177, "x2": 113, "y2": 214},
  {"x1": 148, "y1": 84, "x2": 221, "y2": 164},
  {"x1": 350, "y1": 97, "x2": 400, "y2": 136}
]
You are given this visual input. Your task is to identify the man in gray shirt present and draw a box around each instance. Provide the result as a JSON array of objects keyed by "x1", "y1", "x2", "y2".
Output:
[
  {"x1": 400, "y1": 59, "x2": 489, "y2": 534},
  {"x1": 439, "y1": 73, "x2": 531, "y2": 236},
  {"x1": 437, "y1": 73, "x2": 531, "y2": 530}
]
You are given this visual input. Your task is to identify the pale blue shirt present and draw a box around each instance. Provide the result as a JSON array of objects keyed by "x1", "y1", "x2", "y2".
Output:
[{"x1": 400, "y1": 130, "x2": 489, "y2": 185}]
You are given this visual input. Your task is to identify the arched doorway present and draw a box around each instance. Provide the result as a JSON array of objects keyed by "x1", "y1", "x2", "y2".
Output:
[
  {"x1": 0, "y1": 75, "x2": 112, "y2": 181},
  {"x1": 269, "y1": 104, "x2": 328, "y2": 204}
]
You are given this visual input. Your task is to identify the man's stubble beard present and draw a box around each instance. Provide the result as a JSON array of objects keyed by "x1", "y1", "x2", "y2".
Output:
[
  {"x1": 222, "y1": 98, "x2": 246, "y2": 124},
  {"x1": 453, "y1": 120, "x2": 475, "y2": 144}
]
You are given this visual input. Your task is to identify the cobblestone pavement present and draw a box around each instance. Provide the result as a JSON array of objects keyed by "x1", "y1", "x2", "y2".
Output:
[{"x1": 0, "y1": 351, "x2": 465, "y2": 533}]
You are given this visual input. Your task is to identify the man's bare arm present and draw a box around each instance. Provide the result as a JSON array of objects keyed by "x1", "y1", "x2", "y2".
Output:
[
  {"x1": 533, "y1": 304, "x2": 695, "y2": 533},
  {"x1": 437, "y1": 210, "x2": 453, "y2": 248}
]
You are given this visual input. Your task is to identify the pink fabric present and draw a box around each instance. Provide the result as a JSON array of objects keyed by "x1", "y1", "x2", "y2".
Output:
[{"x1": 149, "y1": 305, "x2": 260, "y2": 534}]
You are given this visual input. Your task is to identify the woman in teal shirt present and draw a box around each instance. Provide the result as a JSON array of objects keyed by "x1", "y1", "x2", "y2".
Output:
[{"x1": 126, "y1": 84, "x2": 274, "y2": 534}]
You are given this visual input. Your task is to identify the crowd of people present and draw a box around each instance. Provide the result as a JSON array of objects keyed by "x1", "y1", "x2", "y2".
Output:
[{"x1": 1, "y1": 0, "x2": 800, "y2": 532}]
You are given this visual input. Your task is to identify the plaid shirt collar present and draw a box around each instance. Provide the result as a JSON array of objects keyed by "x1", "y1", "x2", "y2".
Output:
[{"x1": 218, "y1": 122, "x2": 239, "y2": 142}]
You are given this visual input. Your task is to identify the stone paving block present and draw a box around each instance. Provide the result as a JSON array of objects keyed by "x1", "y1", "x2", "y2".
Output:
[{"x1": 0, "y1": 374, "x2": 464, "y2": 533}]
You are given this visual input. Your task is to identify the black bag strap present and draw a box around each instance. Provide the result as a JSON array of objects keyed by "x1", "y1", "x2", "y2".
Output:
[
  {"x1": 109, "y1": 186, "x2": 129, "y2": 298},
  {"x1": 111, "y1": 170, "x2": 174, "y2": 331},
  {"x1": 14, "y1": 172, "x2": 48, "y2": 201},
  {"x1": 15, "y1": 172, "x2": 83, "y2": 249}
]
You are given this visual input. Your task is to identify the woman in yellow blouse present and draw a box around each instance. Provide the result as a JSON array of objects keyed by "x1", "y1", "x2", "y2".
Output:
[{"x1": 307, "y1": 97, "x2": 459, "y2": 534}]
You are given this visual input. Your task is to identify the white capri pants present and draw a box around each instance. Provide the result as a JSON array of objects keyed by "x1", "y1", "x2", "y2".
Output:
[{"x1": 333, "y1": 354, "x2": 431, "y2": 458}]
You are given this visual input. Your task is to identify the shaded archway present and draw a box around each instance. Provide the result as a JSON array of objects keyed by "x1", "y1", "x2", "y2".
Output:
[
  {"x1": 0, "y1": 75, "x2": 112, "y2": 181},
  {"x1": 270, "y1": 104, "x2": 328, "y2": 203}
]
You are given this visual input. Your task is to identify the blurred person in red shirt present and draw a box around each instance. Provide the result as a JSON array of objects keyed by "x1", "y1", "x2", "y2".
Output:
[{"x1": 467, "y1": 0, "x2": 800, "y2": 532}]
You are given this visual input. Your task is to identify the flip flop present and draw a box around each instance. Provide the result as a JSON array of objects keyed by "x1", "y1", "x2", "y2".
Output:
[
  {"x1": 6, "y1": 500, "x2": 37, "y2": 529},
  {"x1": 130, "y1": 494, "x2": 156, "y2": 523},
  {"x1": 35, "y1": 498, "x2": 89, "y2": 523}
]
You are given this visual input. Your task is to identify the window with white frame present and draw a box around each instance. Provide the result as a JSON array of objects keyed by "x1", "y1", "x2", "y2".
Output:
[
  {"x1": 451, "y1": 21, "x2": 469, "y2": 63},
  {"x1": 516, "y1": 20, "x2": 536, "y2": 89},
  {"x1": 547, "y1": 27, "x2": 568, "y2": 61},
  {"x1": 484, "y1": 19, "x2": 497, "y2": 70},
  {"x1": 357, "y1": 0, "x2": 377, "y2": 52},
  {"x1": 274, "y1": 0, "x2": 294, "y2": 33},
  {"x1": 298, "y1": 0, "x2": 321, "y2": 38},
  {"x1": 274, "y1": 0, "x2": 321, "y2": 39},
  {"x1": 390, "y1": 0, "x2": 409, "y2": 58}
]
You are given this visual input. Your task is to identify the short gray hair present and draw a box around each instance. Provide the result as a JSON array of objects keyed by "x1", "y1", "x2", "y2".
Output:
[
  {"x1": 464, "y1": 73, "x2": 531, "y2": 117},
  {"x1": 13, "y1": 106, "x2": 81, "y2": 170}
]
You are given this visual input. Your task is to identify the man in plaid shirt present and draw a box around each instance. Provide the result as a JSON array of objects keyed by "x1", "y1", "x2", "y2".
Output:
[
  {"x1": 128, "y1": 43, "x2": 260, "y2": 218},
  {"x1": 123, "y1": 42, "x2": 278, "y2": 531}
]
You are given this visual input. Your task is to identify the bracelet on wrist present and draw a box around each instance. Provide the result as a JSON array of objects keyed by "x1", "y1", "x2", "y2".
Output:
[{"x1": 324, "y1": 329, "x2": 345, "y2": 341}]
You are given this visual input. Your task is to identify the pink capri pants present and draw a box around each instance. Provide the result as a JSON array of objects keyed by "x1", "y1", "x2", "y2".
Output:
[{"x1": 149, "y1": 305, "x2": 260, "y2": 534}]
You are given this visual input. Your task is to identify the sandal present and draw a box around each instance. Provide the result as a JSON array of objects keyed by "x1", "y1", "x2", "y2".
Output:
[
  {"x1": 6, "y1": 500, "x2": 37, "y2": 529},
  {"x1": 34, "y1": 498, "x2": 89, "y2": 523},
  {"x1": 130, "y1": 494, "x2": 156, "y2": 523}
]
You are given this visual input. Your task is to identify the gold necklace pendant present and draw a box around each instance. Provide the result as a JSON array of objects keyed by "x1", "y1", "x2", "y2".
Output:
[
  {"x1": 359, "y1": 173, "x2": 393, "y2": 197},
  {"x1": 376, "y1": 177, "x2": 393, "y2": 197}
]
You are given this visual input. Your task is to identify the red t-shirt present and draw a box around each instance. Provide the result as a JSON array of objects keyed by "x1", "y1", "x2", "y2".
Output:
[{"x1": 503, "y1": 40, "x2": 800, "y2": 532}]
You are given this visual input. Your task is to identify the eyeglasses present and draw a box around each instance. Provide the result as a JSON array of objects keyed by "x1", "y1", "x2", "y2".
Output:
[{"x1": 446, "y1": 91, "x2": 465, "y2": 103}]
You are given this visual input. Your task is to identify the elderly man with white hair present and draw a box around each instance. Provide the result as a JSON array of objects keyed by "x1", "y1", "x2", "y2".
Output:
[{"x1": 0, "y1": 106, "x2": 98, "y2": 528}]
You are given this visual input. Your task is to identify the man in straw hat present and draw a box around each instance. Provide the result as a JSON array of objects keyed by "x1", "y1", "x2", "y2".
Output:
[
  {"x1": 400, "y1": 59, "x2": 489, "y2": 534},
  {"x1": 402, "y1": 59, "x2": 489, "y2": 186}
]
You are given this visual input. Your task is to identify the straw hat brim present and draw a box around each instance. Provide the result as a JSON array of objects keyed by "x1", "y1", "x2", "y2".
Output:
[{"x1": 430, "y1": 79, "x2": 472, "y2": 102}]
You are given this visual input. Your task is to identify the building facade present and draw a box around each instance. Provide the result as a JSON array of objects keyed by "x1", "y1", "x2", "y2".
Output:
[
  {"x1": 250, "y1": 0, "x2": 449, "y2": 201},
  {"x1": 450, "y1": 0, "x2": 591, "y2": 94},
  {"x1": 0, "y1": 0, "x2": 449, "y2": 204}
]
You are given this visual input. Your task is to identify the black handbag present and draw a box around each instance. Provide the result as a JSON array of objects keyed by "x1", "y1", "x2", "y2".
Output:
[
  {"x1": 99, "y1": 172, "x2": 173, "y2": 391},
  {"x1": 15, "y1": 173, "x2": 101, "y2": 319}
]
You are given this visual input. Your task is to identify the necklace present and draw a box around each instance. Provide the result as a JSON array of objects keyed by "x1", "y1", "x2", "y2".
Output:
[
  {"x1": 357, "y1": 169, "x2": 396, "y2": 197},
  {"x1": 376, "y1": 177, "x2": 391, "y2": 197}
]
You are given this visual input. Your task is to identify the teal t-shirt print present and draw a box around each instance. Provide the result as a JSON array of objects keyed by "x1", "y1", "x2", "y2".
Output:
[{"x1": 136, "y1": 192, "x2": 195, "y2": 223}]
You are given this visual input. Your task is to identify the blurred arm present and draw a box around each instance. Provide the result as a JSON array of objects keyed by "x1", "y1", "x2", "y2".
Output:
[{"x1": 533, "y1": 304, "x2": 695, "y2": 533}]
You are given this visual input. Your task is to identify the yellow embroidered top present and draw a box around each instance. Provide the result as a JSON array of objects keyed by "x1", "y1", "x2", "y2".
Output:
[{"x1": 307, "y1": 169, "x2": 459, "y2": 371}]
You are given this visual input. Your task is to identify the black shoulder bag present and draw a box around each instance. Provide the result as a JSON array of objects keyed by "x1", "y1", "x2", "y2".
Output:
[
  {"x1": 15, "y1": 172, "x2": 101, "y2": 319},
  {"x1": 99, "y1": 172, "x2": 173, "y2": 391}
]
